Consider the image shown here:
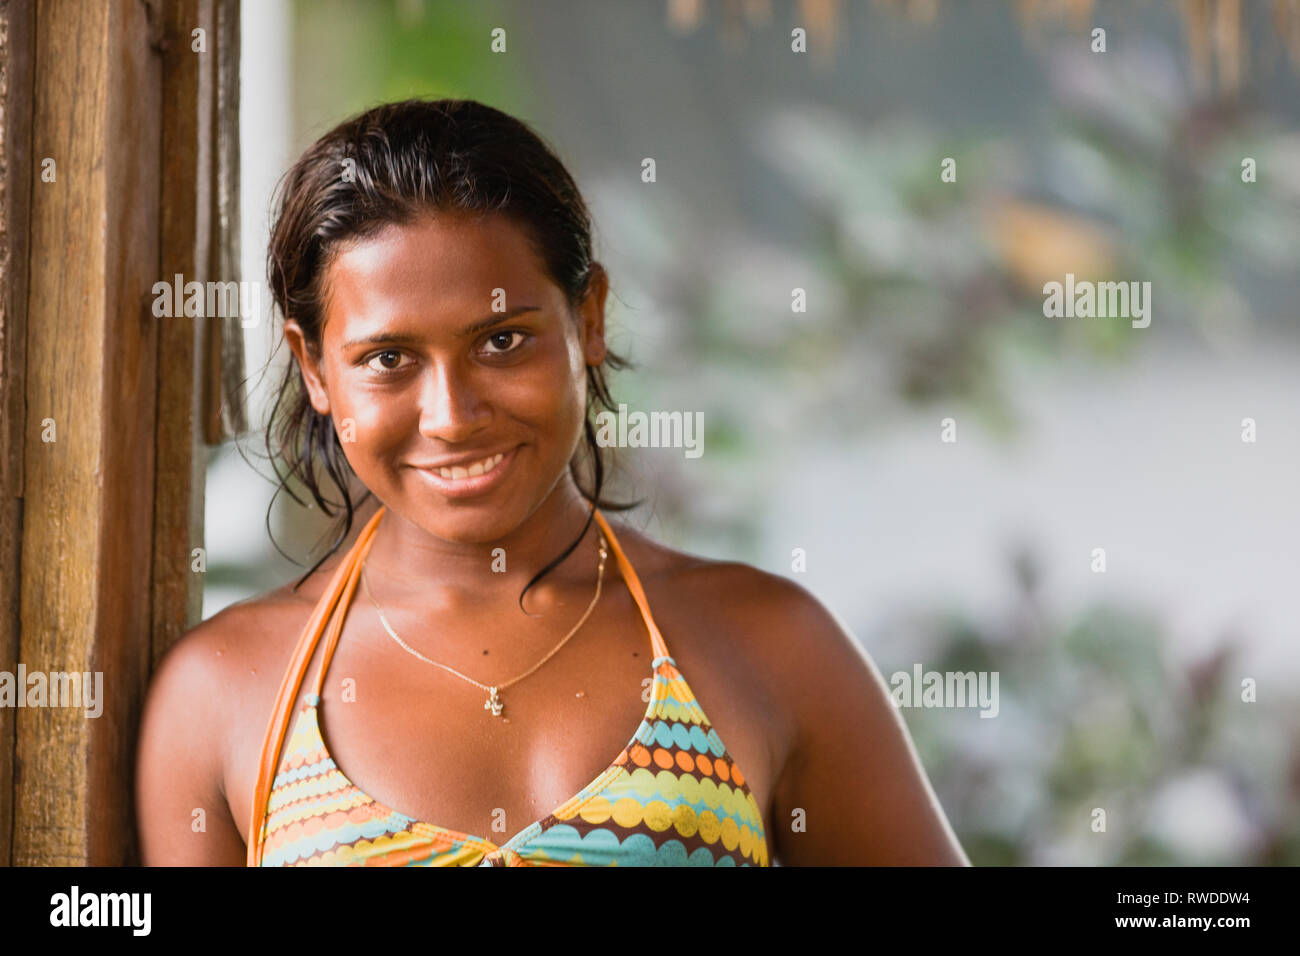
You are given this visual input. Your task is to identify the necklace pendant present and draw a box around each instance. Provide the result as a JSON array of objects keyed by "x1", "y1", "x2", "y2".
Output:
[{"x1": 484, "y1": 686, "x2": 503, "y2": 717}]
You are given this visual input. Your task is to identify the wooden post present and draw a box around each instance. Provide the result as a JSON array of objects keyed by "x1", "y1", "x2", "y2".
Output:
[
  {"x1": 0, "y1": 0, "x2": 241, "y2": 866},
  {"x1": 0, "y1": 0, "x2": 37, "y2": 871}
]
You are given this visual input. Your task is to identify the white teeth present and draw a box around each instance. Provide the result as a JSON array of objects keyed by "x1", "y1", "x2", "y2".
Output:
[{"x1": 436, "y1": 452, "x2": 505, "y2": 481}]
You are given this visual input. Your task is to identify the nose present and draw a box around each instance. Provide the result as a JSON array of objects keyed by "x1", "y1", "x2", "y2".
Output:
[{"x1": 418, "y1": 359, "x2": 490, "y2": 442}]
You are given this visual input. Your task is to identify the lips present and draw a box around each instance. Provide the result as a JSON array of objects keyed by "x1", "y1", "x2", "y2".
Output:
[
  {"x1": 429, "y1": 451, "x2": 505, "y2": 481},
  {"x1": 410, "y1": 446, "x2": 518, "y2": 499}
]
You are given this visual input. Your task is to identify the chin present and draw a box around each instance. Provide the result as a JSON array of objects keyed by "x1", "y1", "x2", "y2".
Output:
[
  {"x1": 411, "y1": 486, "x2": 560, "y2": 544},
  {"x1": 414, "y1": 504, "x2": 523, "y2": 544}
]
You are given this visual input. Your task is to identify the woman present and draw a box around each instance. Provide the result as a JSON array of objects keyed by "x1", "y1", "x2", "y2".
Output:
[{"x1": 135, "y1": 98, "x2": 969, "y2": 867}]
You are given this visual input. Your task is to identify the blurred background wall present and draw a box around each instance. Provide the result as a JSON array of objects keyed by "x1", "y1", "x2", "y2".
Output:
[{"x1": 210, "y1": 0, "x2": 1300, "y2": 865}]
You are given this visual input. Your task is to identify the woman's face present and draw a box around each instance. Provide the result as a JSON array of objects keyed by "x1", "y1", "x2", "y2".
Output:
[{"x1": 284, "y1": 210, "x2": 607, "y2": 544}]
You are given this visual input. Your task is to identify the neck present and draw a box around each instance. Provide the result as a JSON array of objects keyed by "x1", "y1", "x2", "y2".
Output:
[{"x1": 359, "y1": 479, "x2": 604, "y2": 614}]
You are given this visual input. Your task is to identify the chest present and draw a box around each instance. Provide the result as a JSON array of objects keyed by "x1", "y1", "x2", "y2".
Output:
[{"x1": 223, "y1": 594, "x2": 781, "y2": 856}]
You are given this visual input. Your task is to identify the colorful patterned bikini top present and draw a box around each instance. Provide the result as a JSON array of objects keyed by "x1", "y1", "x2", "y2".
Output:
[{"x1": 246, "y1": 505, "x2": 770, "y2": 867}]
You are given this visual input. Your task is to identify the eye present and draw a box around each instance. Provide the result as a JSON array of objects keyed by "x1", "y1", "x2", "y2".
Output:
[
  {"x1": 363, "y1": 349, "x2": 412, "y2": 375},
  {"x1": 479, "y1": 330, "x2": 528, "y2": 355}
]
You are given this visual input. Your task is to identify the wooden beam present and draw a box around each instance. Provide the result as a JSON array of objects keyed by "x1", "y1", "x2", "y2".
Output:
[
  {"x1": 208, "y1": 0, "x2": 244, "y2": 445},
  {"x1": 16, "y1": 0, "x2": 161, "y2": 866},
  {"x1": 151, "y1": 0, "x2": 242, "y2": 666},
  {"x1": 0, "y1": 0, "x2": 36, "y2": 869},
  {"x1": 152, "y1": 0, "x2": 213, "y2": 671}
]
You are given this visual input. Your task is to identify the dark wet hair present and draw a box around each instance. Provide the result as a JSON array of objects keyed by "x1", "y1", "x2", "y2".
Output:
[{"x1": 260, "y1": 97, "x2": 634, "y2": 609}]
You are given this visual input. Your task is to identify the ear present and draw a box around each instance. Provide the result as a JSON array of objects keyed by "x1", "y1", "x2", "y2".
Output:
[
  {"x1": 577, "y1": 263, "x2": 609, "y2": 367},
  {"x1": 283, "y1": 319, "x2": 332, "y2": 416}
]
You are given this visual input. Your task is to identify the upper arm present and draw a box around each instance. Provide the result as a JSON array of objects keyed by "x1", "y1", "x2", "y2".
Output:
[
  {"x1": 135, "y1": 622, "x2": 248, "y2": 865},
  {"x1": 757, "y1": 579, "x2": 970, "y2": 866}
]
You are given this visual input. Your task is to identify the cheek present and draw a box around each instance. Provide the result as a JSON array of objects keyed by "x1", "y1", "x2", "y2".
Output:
[
  {"x1": 327, "y1": 381, "x2": 413, "y2": 458},
  {"x1": 349, "y1": 394, "x2": 401, "y2": 429},
  {"x1": 514, "y1": 357, "x2": 587, "y2": 435}
]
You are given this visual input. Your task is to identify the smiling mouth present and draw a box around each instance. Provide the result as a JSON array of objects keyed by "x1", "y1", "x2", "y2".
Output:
[{"x1": 433, "y1": 452, "x2": 505, "y2": 481}]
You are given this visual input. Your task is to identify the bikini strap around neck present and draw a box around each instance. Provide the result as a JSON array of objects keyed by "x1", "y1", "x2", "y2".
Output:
[
  {"x1": 592, "y1": 508, "x2": 671, "y2": 661},
  {"x1": 308, "y1": 515, "x2": 385, "y2": 699},
  {"x1": 305, "y1": 507, "x2": 674, "y2": 688},
  {"x1": 313, "y1": 507, "x2": 674, "y2": 667},
  {"x1": 246, "y1": 504, "x2": 385, "y2": 866}
]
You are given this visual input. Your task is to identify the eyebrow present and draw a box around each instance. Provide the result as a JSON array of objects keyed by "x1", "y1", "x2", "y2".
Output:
[{"x1": 340, "y1": 306, "x2": 541, "y2": 350}]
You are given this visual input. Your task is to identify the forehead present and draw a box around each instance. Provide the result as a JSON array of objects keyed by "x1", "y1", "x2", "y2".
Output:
[{"x1": 320, "y1": 212, "x2": 558, "y2": 336}]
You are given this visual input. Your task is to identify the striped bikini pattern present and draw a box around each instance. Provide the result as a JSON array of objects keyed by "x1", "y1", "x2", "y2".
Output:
[{"x1": 259, "y1": 654, "x2": 769, "y2": 867}]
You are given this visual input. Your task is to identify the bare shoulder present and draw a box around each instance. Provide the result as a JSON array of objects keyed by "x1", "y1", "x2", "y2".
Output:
[
  {"x1": 151, "y1": 583, "x2": 314, "y2": 706},
  {"x1": 600, "y1": 517, "x2": 857, "y2": 760},
  {"x1": 606, "y1": 516, "x2": 851, "y2": 667},
  {"x1": 603, "y1": 516, "x2": 971, "y2": 866},
  {"x1": 622, "y1": 527, "x2": 898, "y2": 755},
  {"x1": 138, "y1": 553, "x2": 346, "y2": 776},
  {"x1": 135, "y1": 571, "x2": 334, "y2": 864},
  {"x1": 605, "y1": 522, "x2": 967, "y2": 868}
]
